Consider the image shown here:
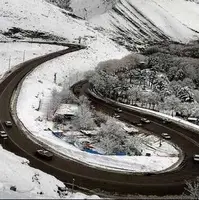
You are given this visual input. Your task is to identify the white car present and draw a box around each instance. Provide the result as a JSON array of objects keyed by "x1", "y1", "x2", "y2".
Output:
[
  {"x1": 161, "y1": 133, "x2": 171, "y2": 140},
  {"x1": 0, "y1": 130, "x2": 6, "y2": 134},
  {"x1": 4, "y1": 121, "x2": 12, "y2": 127},
  {"x1": 140, "y1": 118, "x2": 151, "y2": 124},
  {"x1": 113, "y1": 113, "x2": 120, "y2": 118},
  {"x1": 0, "y1": 130, "x2": 7, "y2": 138},
  {"x1": 116, "y1": 108, "x2": 122, "y2": 113},
  {"x1": 193, "y1": 154, "x2": 199, "y2": 162}
]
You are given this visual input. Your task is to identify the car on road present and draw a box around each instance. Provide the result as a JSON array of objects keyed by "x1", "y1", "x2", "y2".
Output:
[
  {"x1": 193, "y1": 154, "x2": 199, "y2": 163},
  {"x1": 140, "y1": 118, "x2": 151, "y2": 124},
  {"x1": 0, "y1": 130, "x2": 8, "y2": 138},
  {"x1": 161, "y1": 133, "x2": 171, "y2": 140},
  {"x1": 113, "y1": 113, "x2": 120, "y2": 118},
  {"x1": 35, "y1": 149, "x2": 53, "y2": 160},
  {"x1": 136, "y1": 123, "x2": 143, "y2": 127},
  {"x1": 0, "y1": 130, "x2": 6, "y2": 134},
  {"x1": 115, "y1": 108, "x2": 122, "y2": 113},
  {"x1": 4, "y1": 121, "x2": 12, "y2": 127},
  {"x1": 162, "y1": 119, "x2": 171, "y2": 124}
]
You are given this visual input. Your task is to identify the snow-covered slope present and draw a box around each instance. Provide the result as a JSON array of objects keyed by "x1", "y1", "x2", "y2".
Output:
[
  {"x1": 0, "y1": 0, "x2": 199, "y2": 197},
  {"x1": 70, "y1": 0, "x2": 199, "y2": 46},
  {"x1": 0, "y1": 146, "x2": 99, "y2": 199},
  {"x1": 0, "y1": 0, "x2": 103, "y2": 42}
]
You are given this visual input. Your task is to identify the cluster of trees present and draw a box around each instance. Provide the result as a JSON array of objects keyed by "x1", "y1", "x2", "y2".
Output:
[
  {"x1": 51, "y1": 93, "x2": 142, "y2": 155},
  {"x1": 88, "y1": 50, "x2": 199, "y2": 118},
  {"x1": 94, "y1": 118, "x2": 142, "y2": 155},
  {"x1": 143, "y1": 41, "x2": 199, "y2": 58},
  {"x1": 71, "y1": 96, "x2": 96, "y2": 130}
]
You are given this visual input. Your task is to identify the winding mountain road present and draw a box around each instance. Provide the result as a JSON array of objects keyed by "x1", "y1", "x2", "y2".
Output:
[{"x1": 0, "y1": 44, "x2": 199, "y2": 196}]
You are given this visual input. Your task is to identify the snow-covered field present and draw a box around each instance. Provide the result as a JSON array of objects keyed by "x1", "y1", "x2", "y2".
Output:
[
  {"x1": 0, "y1": 146, "x2": 99, "y2": 199},
  {"x1": 0, "y1": 42, "x2": 65, "y2": 79}
]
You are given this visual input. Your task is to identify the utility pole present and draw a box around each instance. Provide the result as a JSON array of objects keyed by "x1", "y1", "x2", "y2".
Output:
[
  {"x1": 159, "y1": 139, "x2": 162, "y2": 147},
  {"x1": 71, "y1": 178, "x2": 75, "y2": 194},
  {"x1": 23, "y1": 50, "x2": 26, "y2": 62},
  {"x1": 8, "y1": 56, "x2": 11, "y2": 71}
]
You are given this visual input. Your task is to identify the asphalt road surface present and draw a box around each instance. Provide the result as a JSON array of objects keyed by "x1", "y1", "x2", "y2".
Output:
[{"x1": 0, "y1": 45, "x2": 199, "y2": 196}]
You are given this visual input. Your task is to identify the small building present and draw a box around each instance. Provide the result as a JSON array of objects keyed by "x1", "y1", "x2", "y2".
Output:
[{"x1": 54, "y1": 104, "x2": 79, "y2": 122}]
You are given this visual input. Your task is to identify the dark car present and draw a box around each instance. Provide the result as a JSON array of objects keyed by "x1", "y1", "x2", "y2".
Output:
[
  {"x1": 4, "y1": 121, "x2": 12, "y2": 127},
  {"x1": 161, "y1": 133, "x2": 171, "y2": 140},
  {"x1": 35, "y1": 149, "x2": 53, "y2": 160}
]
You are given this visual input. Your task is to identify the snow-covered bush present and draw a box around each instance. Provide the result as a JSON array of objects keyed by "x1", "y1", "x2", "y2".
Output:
[
  {"x1": 93, "y1": 111, "x2": 109, "y2": 126},
  {"x1": 96, "y1": 118, "x2": 127, "y2": 154},
  {"x1": 95, "y1": 118, "x2": 141, "y2": 155},
  {"x1": 72, "y1": 101, "x2": 96, "y2": 130}
]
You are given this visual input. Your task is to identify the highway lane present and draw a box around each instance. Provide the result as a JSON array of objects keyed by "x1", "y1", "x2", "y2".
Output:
[
  {"x1": 72, "y1": 81, "x2": 199, "y2": 193},
  {"x1": 0, "y1": 46, "x2": 199, "y2": 196}
]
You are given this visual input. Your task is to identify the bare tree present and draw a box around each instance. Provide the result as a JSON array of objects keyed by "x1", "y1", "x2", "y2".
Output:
[
  {"x1": 46, "y1": 88, "x2": 62, "y2": 120},
  {"x1": 185, "y1": 177, "x2": 199, "y2": 199},
  {"x1": 72, "y1": 102, "x2": 96, "y2": 130}
]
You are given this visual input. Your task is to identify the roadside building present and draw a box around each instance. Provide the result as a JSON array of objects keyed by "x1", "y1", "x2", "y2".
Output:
[{"x1": 53, "y1": 104, "x2": 79, "y2": 122}]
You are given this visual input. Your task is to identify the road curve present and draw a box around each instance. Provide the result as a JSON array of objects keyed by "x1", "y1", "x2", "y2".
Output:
[
  {"x1": 0, "y1": 44, "x2": 198, "y2": 196},
  {"x1": 72, "y1": 80, "x2": 199, "y2": 195}
]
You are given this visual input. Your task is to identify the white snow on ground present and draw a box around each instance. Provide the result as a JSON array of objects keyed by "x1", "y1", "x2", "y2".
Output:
[
  {"x1": 127, "y1": 0, "x2": 199, "y2": 41},
  {"x1": 25, "y1": 132, "x2": 179, "y2": 173},
  {"x1": 0, "y1": 0, "x2": 110, "y2": 42},
  {"x1": 0, "y1": 42, "x2": 64, "y2": 79},
  {"x1": 70, "y1": 0, "x2": 115, "y2": 19},
  {"x1": 0, "y1": 146, "x2": 99, "y2": 199},
  {"x1": 8, "y1": 0, "x2": 181, "y2": 173},
  {"x1": 89, "y1": 0, "x2": 199, "y2": 42},
  {"x1": 1, "y1": 0, "x2": 197, "y2": 197},
  {"x1": 15, "y1": 40, "x2": 180, "y2": 173}
]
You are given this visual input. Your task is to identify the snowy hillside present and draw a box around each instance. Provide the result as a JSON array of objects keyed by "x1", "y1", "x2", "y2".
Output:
[
  {"x1": 0, "y1": 0, "x2": 199, "y2": 198},
  {"x1": 0, "y1": 146, "x2": 99, "y2": 199},
  {"x1": 69, "y1": 0, "x2": 199, "y2": 48}
]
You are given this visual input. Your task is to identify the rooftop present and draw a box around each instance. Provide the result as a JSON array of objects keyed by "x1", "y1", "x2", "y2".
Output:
[{"x1": 55, "y1": 104, "x2": 79, "y2": 116}]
